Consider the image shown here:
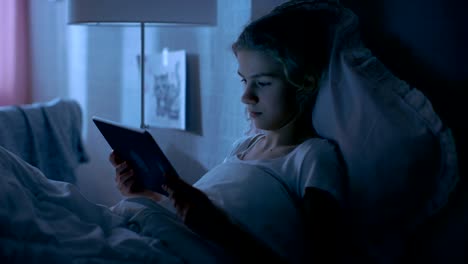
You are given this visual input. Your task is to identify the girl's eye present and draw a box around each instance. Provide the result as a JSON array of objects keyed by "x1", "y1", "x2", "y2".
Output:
[
  {"x1": 240, "y1": 78, "x2": 247, "y2": 84},
  {"x1": 256, "y1": 81, "x2": 271, "y2": 87}
]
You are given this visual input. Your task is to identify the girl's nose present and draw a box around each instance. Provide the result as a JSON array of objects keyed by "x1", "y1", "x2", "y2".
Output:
[{"x1": 241, "y1": 85, "x2": 258, "y2": 105}]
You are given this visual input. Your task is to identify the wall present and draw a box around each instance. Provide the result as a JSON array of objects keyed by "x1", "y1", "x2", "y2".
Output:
[{"x1": 29, "y1": 0, "x2": 286, "y2": 206}]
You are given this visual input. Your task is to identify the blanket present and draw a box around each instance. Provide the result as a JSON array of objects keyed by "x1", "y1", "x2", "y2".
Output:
[
  {"x1": 0, "y1": 98, "x2": 89, "y2": 183},
  {"x1": 0, "y1": 146, "x2": 229, "y2": 263}
]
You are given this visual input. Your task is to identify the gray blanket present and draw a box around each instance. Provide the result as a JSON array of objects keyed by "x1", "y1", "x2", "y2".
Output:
[{"x1": 0, "y1": 98, "x2": 89, "y2": 183}]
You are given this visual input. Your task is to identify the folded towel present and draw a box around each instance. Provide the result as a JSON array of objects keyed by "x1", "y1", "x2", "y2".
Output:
[{"x1": 0, "y1": 98, "x2": 89, "y2": 183}]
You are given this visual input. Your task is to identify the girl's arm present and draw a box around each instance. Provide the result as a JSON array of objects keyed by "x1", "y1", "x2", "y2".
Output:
[
  {"x1": 164, "y1": 175, "x2": 287, "y2": 263},
  {"x1": 302, "y1": 186, "x2": 343, "y2": 263}
]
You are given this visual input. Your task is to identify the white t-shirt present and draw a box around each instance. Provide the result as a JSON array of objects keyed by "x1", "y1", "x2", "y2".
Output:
[{"x1": 193, "y1": 134, "x2": 345, "y2": 263}]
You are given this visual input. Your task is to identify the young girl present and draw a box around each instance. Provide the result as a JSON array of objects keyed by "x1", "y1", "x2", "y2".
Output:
[{"x1": 111, "y1": 1, "x2": 344, "y2": 263}]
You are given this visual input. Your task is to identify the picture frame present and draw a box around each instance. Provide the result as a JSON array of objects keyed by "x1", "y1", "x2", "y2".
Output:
[{"x1": 143, "y1": 49, "x2": 186, "y2": 130}]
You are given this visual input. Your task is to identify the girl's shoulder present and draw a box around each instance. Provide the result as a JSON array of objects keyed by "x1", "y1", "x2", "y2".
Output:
[
  {"x1": 297, "y1": 137, "x2": 341, "y2": 163},
  {"x1": 301, "y1": 136, "x2": 337, "y2": 149}
]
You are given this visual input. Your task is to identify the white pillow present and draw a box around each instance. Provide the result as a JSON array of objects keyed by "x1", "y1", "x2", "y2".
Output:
[{"x1": 311, "y1": 3, "x2": 459, "y2": 262}]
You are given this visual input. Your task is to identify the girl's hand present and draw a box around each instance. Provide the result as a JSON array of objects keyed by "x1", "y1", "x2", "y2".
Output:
[
  {"x1": 162, "y1": 173, "x2": 211, "y2": 223},
  {"x1": 109, "y1": 150, "x2": 162, "y2": 201},
  {"x1": 163, "y1": 184, "x2": 190, "y2": 221}
]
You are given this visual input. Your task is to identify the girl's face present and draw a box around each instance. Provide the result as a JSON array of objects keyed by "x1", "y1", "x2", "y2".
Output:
[{"x1": 236, "y1": 49, "x2": 298, "y2": 131}]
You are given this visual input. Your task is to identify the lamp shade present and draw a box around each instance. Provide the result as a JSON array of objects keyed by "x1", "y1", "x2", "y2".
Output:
[{"x1": 68, "y1": 0, "x2": 217, "y2": 25}]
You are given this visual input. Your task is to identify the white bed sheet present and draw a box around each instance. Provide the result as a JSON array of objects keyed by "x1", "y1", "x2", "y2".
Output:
[{"x1": 0, "y1": 146, "x2": 229, "y2": 264}]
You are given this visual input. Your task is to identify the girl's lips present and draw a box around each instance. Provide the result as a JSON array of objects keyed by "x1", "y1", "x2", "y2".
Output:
[{"x1": 249, "y1": 111, "x2": 262, "y2": 118}]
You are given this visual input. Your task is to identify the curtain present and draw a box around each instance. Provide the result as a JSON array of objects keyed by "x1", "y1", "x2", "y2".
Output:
[{"x1": 0, "y1": 0, "x2": 30, "y2": 106}]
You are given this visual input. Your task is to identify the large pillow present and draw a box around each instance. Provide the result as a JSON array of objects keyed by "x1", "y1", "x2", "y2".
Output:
[{"x1": 310, "y1": 1, "x2": 459, "y2": 262}]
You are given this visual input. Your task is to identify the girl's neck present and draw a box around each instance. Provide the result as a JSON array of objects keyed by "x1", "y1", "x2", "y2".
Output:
[
  {"x1": 262, "y1": 109, "x2": 316, "y2": 148},
  {"x1": 241, "y1": 111, "x2": 316, "y2": 161}
]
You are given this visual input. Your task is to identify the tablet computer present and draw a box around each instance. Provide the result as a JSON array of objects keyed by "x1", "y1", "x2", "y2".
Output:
[{"x1": 92, "y1": 116, "x2": 178, "y2": 196}]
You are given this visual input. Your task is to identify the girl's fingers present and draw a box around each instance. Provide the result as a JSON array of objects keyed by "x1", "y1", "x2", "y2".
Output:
[
  {"x1": 119, "y1": 180, "x2": 136, "y2": 195},
  {"x1": 115, "y1": 166, "x2": 133, "y2": 184},
  {"x1": 115, "y1": 168, "x2": 137, "y2": 195},
  {"x1": 165, "y1": 187, "x2": 181, "y2": 211},
  {"x1": 109, "y1": 150, "x2": 124, "y2": 166},
  {"x1": 163, "y1": 173, "x2": 182, "y2": 189},
  {"x1": 121, "y1": 174, "x2": 134, "y2": 187},
  {"x1": 116, "y1": 161, "x2": 130, "y2": 175},
  {"x1": 117, "y1": 174, "x2": 130, "y2": 188},
  {"x1": 180, "y1": 206, "x2": 189, "y2": 221},
  {"x1": 176, "y1": 206, "x2": 184, "y2": 219},
  {"x1": 165, "y1": 187, "x2": 178, "y2": 208},
  {"x1": 162, "y1": 184, "x2": 191, "y2": 221},
  {"x1": 109, "y1": 151, "x2": 117, "y2": 166},
  {"x1": 163, "y1": 185, "x2": 174, "y2": 197}
]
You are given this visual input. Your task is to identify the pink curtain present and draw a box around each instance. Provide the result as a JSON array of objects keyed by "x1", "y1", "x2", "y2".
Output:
[{"x1": 0, "y1": 0, "x2": 31, "y2": 106}]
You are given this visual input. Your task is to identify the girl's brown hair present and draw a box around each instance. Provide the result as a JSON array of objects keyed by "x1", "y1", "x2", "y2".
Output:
[{"x1": 232, "y1": 1, "x2": 337, "y2": 111}]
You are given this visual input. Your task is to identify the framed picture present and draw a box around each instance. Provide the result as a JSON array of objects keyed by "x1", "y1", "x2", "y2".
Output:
[{"x1": 143, "y1": 49, "x2": 186, "y2": 130}]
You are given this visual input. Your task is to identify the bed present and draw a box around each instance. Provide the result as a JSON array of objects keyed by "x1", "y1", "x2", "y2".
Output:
[
  {"x1": 0, "y1": 0, "x2": 466, "y2": 263},
  {"x1": 0, "y1": 99, "x2": 230, "y2": 263}
]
